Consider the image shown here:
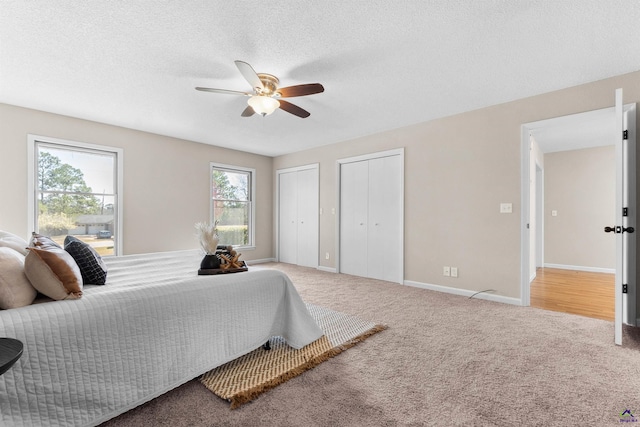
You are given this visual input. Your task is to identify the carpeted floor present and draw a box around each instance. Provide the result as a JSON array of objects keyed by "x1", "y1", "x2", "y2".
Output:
[{"x1": 101, "y1": 263, "x2": 640, "y2": 426}]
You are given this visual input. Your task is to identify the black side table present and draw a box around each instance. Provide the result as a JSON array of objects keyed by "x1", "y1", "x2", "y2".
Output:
[{"x1": 0, "y1": 338, "x2": 23, "y2": 375}]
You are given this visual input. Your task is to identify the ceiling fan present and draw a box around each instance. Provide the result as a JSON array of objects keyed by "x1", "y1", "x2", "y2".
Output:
[{"x1": 196, "y1": 60, "x2": 324, "y2": 118}]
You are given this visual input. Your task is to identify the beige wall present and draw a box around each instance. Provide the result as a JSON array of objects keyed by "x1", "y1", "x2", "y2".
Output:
[
  {"x1": 2, "y1": 70, "x2": 640, "y2": 302},
  {"x1": 274, "y1": 70, "x2": 640, "y2": 300},
  {"x1": 544, "y1": 146, "x2": 616, "y2": 269},
  {"x1": 0, "y1": 104, "x2": 273, "y2": 260}
]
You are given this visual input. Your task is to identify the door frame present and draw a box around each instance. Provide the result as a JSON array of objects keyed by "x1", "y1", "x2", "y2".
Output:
[
  {"x1": 520, "y1": 103, "x2": 637, "y2": 328},
  {"x1": 336, "y1": 148, "x2": 405, "y2": 283},
  {"x1": 275, "y1": 163, "x2": 319, "y2": 265},
  {"x1": 535, "y1": 164, "x2": 544, "y2": 272}
]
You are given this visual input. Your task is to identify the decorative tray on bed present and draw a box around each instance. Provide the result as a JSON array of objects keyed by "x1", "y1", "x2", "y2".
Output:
[{"x1": 198, "y1": 261, "x2": 248, "y2": 275}]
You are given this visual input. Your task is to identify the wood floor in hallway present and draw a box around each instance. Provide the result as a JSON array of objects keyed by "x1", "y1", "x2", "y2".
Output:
[{"x1": 530, "y1": 267, "x2": 614, "y2": 321}]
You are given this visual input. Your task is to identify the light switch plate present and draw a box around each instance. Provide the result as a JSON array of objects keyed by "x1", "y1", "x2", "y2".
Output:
[{"x1": 500, "y1": 203, "x2": 513, "y2": 213}]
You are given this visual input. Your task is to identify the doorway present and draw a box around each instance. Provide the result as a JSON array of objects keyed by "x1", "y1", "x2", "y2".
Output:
[
  {"x1": 522, "y1": 94, "x2": 637, "y2": 347},
  {"x1": 521, "y1": 106, "x2": 621, "y2": 317},
  {"x1": 533, "y1": 141, "x2": 616, "y2": 320}
]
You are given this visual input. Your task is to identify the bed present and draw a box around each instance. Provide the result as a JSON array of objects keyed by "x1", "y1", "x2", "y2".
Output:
[{"x1": 0, "y1": 250, "x2": 323, "y2": 427}]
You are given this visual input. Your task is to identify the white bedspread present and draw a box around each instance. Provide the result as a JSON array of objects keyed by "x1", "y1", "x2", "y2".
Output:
[{"x1": 0, "y1": 250, "x2": 323, "y2": 427}]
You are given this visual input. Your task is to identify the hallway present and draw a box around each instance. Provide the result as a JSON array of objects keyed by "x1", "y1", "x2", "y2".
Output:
[{"x1": 530, "y1": 268, "x2": 614, "y2": 321}]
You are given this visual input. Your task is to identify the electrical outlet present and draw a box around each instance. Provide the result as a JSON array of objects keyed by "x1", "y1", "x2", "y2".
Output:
[
  {"x1": 451, "y1": 267, "x2": 458, "y2": 278},
  {"x1": 325, "y1": 252, "x2": 330, "y2": 260},
  {"x1": 443, "y1": 266, "x2": 450, "y2": 277}
]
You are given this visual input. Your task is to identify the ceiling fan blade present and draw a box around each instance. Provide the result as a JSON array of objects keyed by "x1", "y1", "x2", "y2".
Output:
[
  {"x1": 234, "y1": 60, "x2": 264, "y2": 91},
  {"x1": 278, "y1": 100, "x2": 310, "y2": 118},
  {"x1": 195, "y1": 87, "x2": 251, "y2": 96},
  {"x1": 241, "y1": 106, "x2": 255, "y2": 117},
  {"x1": 277, "y1": 83, "x2": 324, "y2": 98}
]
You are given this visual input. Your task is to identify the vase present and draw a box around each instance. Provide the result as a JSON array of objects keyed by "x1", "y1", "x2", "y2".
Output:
[{"x1": 200, "y1": 254, "x2": 220, "y2": 270}]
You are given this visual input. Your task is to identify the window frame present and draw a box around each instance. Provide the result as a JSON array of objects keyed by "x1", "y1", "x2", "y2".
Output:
[
  {"x1": 210, "y1": 162, "x2": 256, "y2": 250},
  {"x1": 27, "y1": 134, "x2": 124, "y2": 256}
]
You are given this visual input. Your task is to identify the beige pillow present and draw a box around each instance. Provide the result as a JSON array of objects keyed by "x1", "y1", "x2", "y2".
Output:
[
  {"x1": 0, "y1": 247, "x2": 37, "y2": 309},
  {"x1": 0, "y1": 231, "x2": 29, "y2": 256},
  {"x1": 24, "y1": 247, "x2": 83, "y2": 300}
]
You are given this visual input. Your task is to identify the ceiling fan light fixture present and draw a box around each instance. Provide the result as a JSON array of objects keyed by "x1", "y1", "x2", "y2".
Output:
[
  {"x1": 196, "y1": 61, "x2": 319, "y2": 118},
  {"x1": 248, "y1": 95, "x2": 280, "y2": 116}
]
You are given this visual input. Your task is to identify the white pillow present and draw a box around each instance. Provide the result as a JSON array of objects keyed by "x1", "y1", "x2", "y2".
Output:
[
  {"x1": 0, "y1": 231, "x2": 29, "y2": 256},
  {"x1": 0, "y1": 247, "x2": 37, "y2": 309}
]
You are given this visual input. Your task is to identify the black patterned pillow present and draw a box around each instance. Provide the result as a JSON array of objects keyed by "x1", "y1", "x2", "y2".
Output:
[{"x1": 64, "y1": 236, "x2": 107, "y2": 285}]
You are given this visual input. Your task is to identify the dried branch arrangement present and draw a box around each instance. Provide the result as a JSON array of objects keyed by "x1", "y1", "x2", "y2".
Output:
[{"x1": 195, "y1": 221, "x2": 219, "y2": 255}]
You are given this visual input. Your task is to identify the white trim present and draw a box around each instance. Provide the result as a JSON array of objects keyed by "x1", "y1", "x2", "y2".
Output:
[
  {"x1": 335, "y1": 148, "x2": 405, "y2": 283},
  {"x1": 535, "y1": 163, "x2": 545, "y2": 269},
  {"x1": 276, "y1": 163, "x2": 319, "y2": 174},
  {"x1": 210, "y1": 162, "x2": 256, "y2": 250},
  {"x1": 543, "y1": 263, "x2": 615, "y2": 274},
  {"x1": 245, "y1": 258, "x2": 276, "y2": 265},
  {"x1": 275, "y1": 163, "x2": 319, "y2": 266},
  {"x1": 27, "y1": 134, "x2": 124, "y2": 255},
  {"x1": 520, "y1": 125, "x2": 532, "y2": 306},
  {"x1": 317, "y1": 266, "x2": 337, "y2": 273},
  {"x1": 337, "y1": 148, "x2": 404, "y2": 165},
  {"x1": 27, "y1": 140, "x2": 35, "y2": 241},
  {"x1": 335, "y1": 163, "x2": 341, "y2": 275},
  {"x1": 404, "y1": 280, "x2": 522, "y2": 306}
]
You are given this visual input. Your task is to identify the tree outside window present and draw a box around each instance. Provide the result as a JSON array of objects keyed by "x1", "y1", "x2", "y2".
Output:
[
  {"x1": 211, "y1": 164, "x2": 254, "y2": 247},
  {"x1": 34, "y1": 142, "x2": 119, "y2": 255}
]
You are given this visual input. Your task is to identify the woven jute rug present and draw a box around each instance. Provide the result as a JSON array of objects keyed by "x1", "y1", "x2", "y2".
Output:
[{"x1": 199, "y1": 303, "x2": 386, "y2": 409}]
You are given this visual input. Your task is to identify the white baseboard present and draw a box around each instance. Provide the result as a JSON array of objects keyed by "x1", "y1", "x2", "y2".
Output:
[
  {"x1": 245, "y1": 258, "x2": 276, "y2": 265},
  {"x1": 248, "y1": 260, "x2": 337, "y2": 273},
  {"x1": 403, "y1": 280, "x2": 522, "y2": 306},
  {"x1": 544, "y1": 263, "x2": 615, "y2": 274}
]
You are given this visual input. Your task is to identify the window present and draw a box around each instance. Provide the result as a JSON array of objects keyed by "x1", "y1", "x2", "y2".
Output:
[
  {"x1": 28, "y1": 135, "x2": 123, "y2": 256},
  {"x1": 210, "y1": 163, "x2": 255, "y2": 248}
]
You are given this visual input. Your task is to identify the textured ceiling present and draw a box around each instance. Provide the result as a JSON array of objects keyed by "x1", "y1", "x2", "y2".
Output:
[{"x1": 2, "y1": 1, "x2": 640, "y2": 157}]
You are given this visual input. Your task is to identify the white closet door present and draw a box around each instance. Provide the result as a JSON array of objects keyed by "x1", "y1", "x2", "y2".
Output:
[
  {"x1": 367, "y1": 155, "x2": 403, "y2": 283},
  {"x1": 297, "y1": 168, "x2": 319, "y2": 267},
  {"x1": 340, "y1": 160, "x2": 369, "y2": 277},
  {"x1": 278, "y1": 171, "x2": 298, "y2": 264}
]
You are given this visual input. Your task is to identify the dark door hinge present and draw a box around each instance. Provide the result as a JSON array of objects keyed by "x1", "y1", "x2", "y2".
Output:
[
  {"x1": 623, "y1": 130, "x2": 628, "y2": 140},
  {"x1": 623, "y1": 284, "x2": 628, "y2": 294},
  {"x1": 623, "y1": 207, "x2": 628, "y2": 217}
]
